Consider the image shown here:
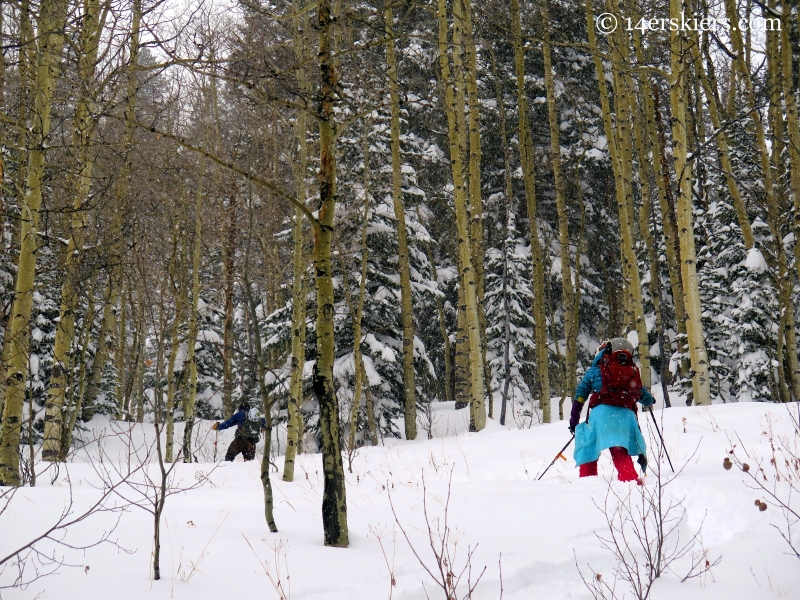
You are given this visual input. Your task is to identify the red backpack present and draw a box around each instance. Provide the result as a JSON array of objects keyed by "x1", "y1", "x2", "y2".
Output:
[{"x1": 588, "y1": 350, "x2": 642, "y2": 412}]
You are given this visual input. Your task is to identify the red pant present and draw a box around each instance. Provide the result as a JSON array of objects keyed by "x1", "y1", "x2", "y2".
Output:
[{"x1": 579, "y1": 446, "x2": 639, "y2": 482}]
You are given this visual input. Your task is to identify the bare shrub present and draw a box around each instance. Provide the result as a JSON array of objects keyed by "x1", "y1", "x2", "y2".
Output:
[
  {"x1": 0, "y1": 431, "x2": 145, "y2": 590},
  {"x1": 726, "y1": 404, "x2": 800, "y2": 559},
  {"x1": 577, "y1": 443, "x2": 719, "y2": 599},
  {"x1": 368, "y1": 524, "x2": 398, "y2": 600},
  {"x1": 419, "y1": 396, "x2": 441, "y2": 440},
  {"x1": 388, "y1": 466, "x2": 488, "y2": 599},
  {"x1": 243, "y1": 535, "x2": 291, "y2": 600}
]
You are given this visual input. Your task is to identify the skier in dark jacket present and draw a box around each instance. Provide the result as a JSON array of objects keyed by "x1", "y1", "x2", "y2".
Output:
[
  {"x1": 569, "y1": 338, "x2": 655, "y2": 483},
  {"x1": 211, "y1": 402, "x2": 266, "y2": 462}
]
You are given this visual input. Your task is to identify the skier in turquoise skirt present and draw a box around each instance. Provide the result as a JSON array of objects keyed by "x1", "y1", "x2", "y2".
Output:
[{"x1": 568, "y1": 338, "x2": 655, "y2": 482}]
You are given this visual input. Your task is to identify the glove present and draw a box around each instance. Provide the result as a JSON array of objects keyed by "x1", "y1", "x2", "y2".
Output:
[
  {"x1": 637, "y1": 454, "x2": 648, "y2": 473},
  {"x1": 212, "y1": 422, "x2": 219, "y2": 431},
  {"x1": 568, "y1": 397, "x2": 584, "y2": 434}
]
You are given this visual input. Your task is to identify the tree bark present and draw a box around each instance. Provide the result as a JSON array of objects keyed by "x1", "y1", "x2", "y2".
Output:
[
  {"x1": 0, "y1": 0, "x2": 70, "y2": 486},
  {"x1": 604, "y1": 3, "x2": 651, "y2": 385},
  {"x1": 344, "y1": 124, "x2": 372, "y2": 459},
  {"x1": 43, "y1": 0, "x2": 108, "y2": 461},
  {"x1": 283, "y1": 0, "x2": 311, "y2": 481},
  {"x1": 778, "y1": 3, "x2": 800, "y2": 401},
  {"x1": 691, "y1": 29, "x2": 755, "y2": 249},
  {"x1": 98, "y1": 0, "x2": 142, "y2": 419},
  {"x1": 314, "y1": 0, "x2": 348, "y2": 547},
  {"x1": 461, "y1": 0, "x2": 489, "y2": 405},
  {"x1": 651, "y1": 83, "x2": 688, "y2": 372},
  {"x1": 670, "y1": 0, "x2": 710, "y2": 405},
  {"x1": 386, "y1": 4, "x2": 417, "y2": 440},
  {"x1": 437, "y1": 0, "x2": 485, "y2": 430},
  {"x1": 182, "y1": 158, "x2": 205, "y2": 462},
  {"x1": 724, "y1": 0, "x2": 798, "y2": 401},
  {"x1": 428, "y1": 246, "x2": 452, "y2": 404},
  {"x1": 541, "y1": 0, "x2": 578, "y2": 396},
  {"x1": 512, "y1": 0, "x2": 550, "y2": 422},
  {"x1": 221, "y1": 195, "x2": 236, "y2": 419}
]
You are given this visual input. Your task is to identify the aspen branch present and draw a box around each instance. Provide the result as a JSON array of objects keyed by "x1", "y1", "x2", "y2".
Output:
[{"x1": 99, "y1": 113, "x2": 320, "y2": 230}]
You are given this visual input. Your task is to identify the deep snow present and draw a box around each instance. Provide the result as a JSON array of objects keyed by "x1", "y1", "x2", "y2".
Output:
[{"x1": 3, "y1": 399, "x2": 800, "y2": 599}]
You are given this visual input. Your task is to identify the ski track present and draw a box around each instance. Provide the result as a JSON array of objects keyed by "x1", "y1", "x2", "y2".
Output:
[{"x1": 3, "y1": 401, "x2": 799, "y2": 599}]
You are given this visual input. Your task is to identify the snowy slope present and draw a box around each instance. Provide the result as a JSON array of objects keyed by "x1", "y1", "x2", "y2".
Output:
[{"x1": 3, "y1": 401, "x2": 799, "y2": 599}]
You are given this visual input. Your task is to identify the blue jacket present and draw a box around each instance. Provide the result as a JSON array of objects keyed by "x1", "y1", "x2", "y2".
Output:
[
  {"x1": 218, "y1": 409, "x2": 266, "y2": 433},
  {"x1": 572, "y1": 351, "x2": 652, "y2": 465},
  {"x1": 575, "y1": 352, "x2": 655, "y2": 407}
]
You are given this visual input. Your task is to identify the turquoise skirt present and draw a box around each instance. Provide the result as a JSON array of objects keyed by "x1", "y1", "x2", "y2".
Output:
[{"x1": 573, "y1": 404, "x2": 647, "y2": 466}]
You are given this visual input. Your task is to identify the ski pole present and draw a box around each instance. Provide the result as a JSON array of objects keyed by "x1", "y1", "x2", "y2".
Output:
[
  {"x1": 647, "y1": 408, "x2": 674, "y2": 473},
  {"x1": 537, "y1": 435, "x2": 575, "y2": 480}
]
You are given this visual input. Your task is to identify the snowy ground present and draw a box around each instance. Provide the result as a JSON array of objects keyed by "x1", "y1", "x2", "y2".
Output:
[{"x1": 3, "y1": 399, "x2": 800, "y2": 599}]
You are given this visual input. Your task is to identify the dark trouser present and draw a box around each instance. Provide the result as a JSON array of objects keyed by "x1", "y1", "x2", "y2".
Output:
[{"x1": 225, "y1": 437, "x2": 256, "y2": 461}]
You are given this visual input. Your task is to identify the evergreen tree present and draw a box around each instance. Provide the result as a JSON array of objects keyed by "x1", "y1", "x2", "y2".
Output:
[{"x1": 484, "y1": 208, "x2": 535, "y2": 424}]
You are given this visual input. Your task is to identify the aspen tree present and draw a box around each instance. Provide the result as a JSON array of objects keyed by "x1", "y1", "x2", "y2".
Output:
[
  {"x1": 651, "y1": 83, "x2": 688, "y2": 352},
  {"x1": 43, "y1": 0, "x2": 109, "y2": 461},
  {"x1": 344, "y1": 126, "x2": 372, "y2": 459},
  {"x1": 461, "y1": 0, "x2": 488, "y2": 399},
  {"x1": 86, "y1": 0, "x2": 142, "y2": 418},
  {"x1": 0, "y1": 11, "x2": 36, "y2": 395},
  {"x1": 541, "y1": 0, "x2": 577, "y2": 394},
  {"x1": 315, "y1": 0, "x2": 348, "y2": 547},
  {"x1": 12, "y1": 0, "x2": 33, "y2": 243},
  {"x1": 779, "y1": 3, "x2": 800, "y2": 399},
  {"x1": 132, "y1": 286, "x2": 146, "y2": 422},
  {"x1": 454, "y1": 305, "x2": 469, "y2": 409},
  {"x1": 669, "y1": 0, "x2": 710, "y2": 405},
  {"x1": 723, "y1": 0, "x2": 800, "y2": 401},
  {"x1": 427, "y1": 246, "x2": 452, "y2": 403},
  {"x1": 437, "y1": 0, "x2": 485, "y2": 430},
  {"x1": 119, "y1": 73, "x2": 342, "y2": 539},
  {"x1": 689, "y1": 33, "x2": 754, "y2": 248},
  {"x1": 282, "y1": 201, "x2": 307, "y2": 480},
  {"x1": 221, "y1": 196, "x2": 236, "y2": 419},
  {"x1": 243, "y1": 191, "x2": 278, "y2": 533},
  {"x1": 283, "y1": 0, "x2": 311, "y2": 482},
  {"x1": 385, "y1": 3, "x2": 417, "y2": 440},
  {"x1": 764, "y1": 0, "x2": 800, "y2": 402},
  {"x1": 165, "y1": 206, "x2": 188, "y2": 463},
  {"x1": 492, "y1": 46, "x2": 513, "y2": 425},
  {"x1": 0, "y1": 4, "x2": 6, "y2": 419},
  {"x1": 116, "y1": 285, "x2": 128, "y2": 417},
  {"x1": 450, "y1": 0, "x2": 473, "y2": 416},
  {"x1": 0, "y1": 0, "x2": 70, "y2": 486},
  {"x1": 182, "y1": 158, "x2": 205, "y2": 462},
  {"x1": 59, "y1": 289, "x2": 97, "y2": 460},
  {"x1": 511, "y1": 0, "x2": 550, "y2": 422},
  {"x1": 628, "y1": 9, "x2": 671, "y2": 392},
  {"x1": 781, "y1": 2, "x2": 800, "y2": 266},
  {"x1": 603, "y1": 1, "x2": 651, "y2": 386}
]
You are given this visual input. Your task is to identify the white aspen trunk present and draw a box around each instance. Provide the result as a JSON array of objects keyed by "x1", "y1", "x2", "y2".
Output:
[
  {"x1": 182, "y1": 158, "x2": 205, "y2": 462},
  {"x1": 512, "y1": 0, "x2": 550, "y2": 422},
  {"x1": 43, "y1": 0, "x2": 108, "y2": 461},
  {"x1": 0, "y1": 0, "x2": 70, "y2": 486},
  {"x1": 386, "y1": 4, "x2": 417, "y2": 439},
  {"x1": 670, "y1": 0, "x2": 710, "y2": 405},
  {"x1": 437, "y1": 0, "x2": 485, "y2": 430}
]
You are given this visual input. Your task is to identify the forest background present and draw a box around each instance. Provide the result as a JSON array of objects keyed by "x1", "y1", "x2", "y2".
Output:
[{"x1": 0, "y1": 0, "x2": 798, "y2": 548}]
